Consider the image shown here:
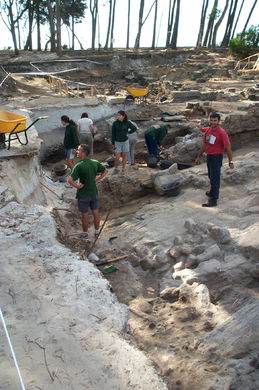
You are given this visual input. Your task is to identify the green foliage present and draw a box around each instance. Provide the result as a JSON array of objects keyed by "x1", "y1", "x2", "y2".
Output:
[{"x1": 229, "y1": 25, "x2": 259, "y2": 59}]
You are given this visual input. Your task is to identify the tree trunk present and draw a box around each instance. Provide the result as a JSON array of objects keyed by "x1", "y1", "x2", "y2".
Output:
[
  {"x1": 242, "y1": 0, "x2": 257, "y2": 34},
  {"x1": 110, "y1": 0, "x2": 116, "y2": 48},
  {"x1": 24, "y1": 1, "x2": 34, "y2": 51},
  {"x1": 211, "y1": 0, "x2": 229, "y2": 47},
  {"x1": 126, "y1": 0, "x2": 130, "y2": 48},
  {"x1": 56, "y1": 0, "x2": 62, "y2": 55},
  {"x1": 203, "y1": 0, "x2": 218, "y2": 47},
  {"x1": 104, "y1": 0, "x2": 112, "y2": 49},
  {"x1": 47, "y1": 0, "x2": 56, "y2": 52},
  {"x1": 170, "y1": 0, "x2": 180, "y2": 49},
  {"x1": 231, "y1": 0, "x2": 245, "y2": 39},
  {"x1": 90, "y1": 0, "x2": 99, "y2": 49},
  {"x1": 151, "y1": 0, "x2": 158, "y2": 49},
  {"x1": 196, "y1": 0, "x2": 209, "y2": 47},
  {"x1": 166, "y1": 0, "x2": 176, "y2": 47},
  {"x1": 134, "y1": 0, "x2": 145, "y2": 48},
  {"x1": 36, "y1": 0, "x2": 41, "y2": 51},
  {"x1": 71, "y1": 15, "x2": 75, "y2": 50},
  {"x1": 221, "y1": 0, "x2": 239, "y2": 47}
]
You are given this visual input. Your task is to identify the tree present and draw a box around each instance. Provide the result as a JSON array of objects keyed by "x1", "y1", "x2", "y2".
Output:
[
  {"x1": 242, "y1": 0, "x2": 257, "y2": 34},
  {"x1": 63, "y1": 0, "x2": 87, "y2": 50},
  {"x1": 166, "y1": 0, "x2": 176, "y2": 47},
  {"x1": 196, "y1": 0, "x2": 209, "y2": 47},
  {"x1": 151, "y1": 0, "x2": 158, "y2": 49},
  {"x1": 0, "y1": 0, "x2": 27, "y2": 55},
  {"x1": 89, "y1": 0, "x2": 98, "y2": 49},
  {"x1": 203, "y1": 0, "x2": 219, "y2": 47},
  {"x1": 110, "y1": 0, "x2": 116, "y2": 48},
  {"x1": 231, "y1": 0, "x2": 245, "y2": 39},
  {"x1": 211, "y1": 0, "x2": 230, "y2": 47},
  {"x1": 104, "y1": 0, "x2": 112, "y2": 49},
  {"x1": 221, "y1": 0, "x2": 239, "y2": 47},
  {"x1": 134, "y1": 0, "x2": 156, "y2": 49},
  {"x1": 229, "y1": 25, "x2": 259, "y2": 58},
  {"x1": 170, "y1": 0, "x2": 180, "y2": 49},
  {"x1": 126, "y1": 0, "x2": 130, "y2": 48}
]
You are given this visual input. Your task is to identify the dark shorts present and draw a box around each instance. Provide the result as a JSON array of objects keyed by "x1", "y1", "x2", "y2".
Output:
[{"x1": 78, "y1": 195, "x2": 99, "y2": 213}]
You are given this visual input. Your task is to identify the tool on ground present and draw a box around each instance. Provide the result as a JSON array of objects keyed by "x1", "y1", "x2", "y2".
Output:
[
  {"x1": 96, "y1": 254, "x2": 127, "y2": 267},
  {"x1": 40, "y1": 181, "x2": 63, "y2": 200},
  {"x1": 86, "y1": 207, "x2": 112, "y2": 256},
  {"x1": 102, "y1": 265, "x2": 118, "y2": 273}
]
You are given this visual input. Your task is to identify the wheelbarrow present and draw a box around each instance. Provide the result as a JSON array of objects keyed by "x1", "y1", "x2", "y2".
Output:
[
  {"x1": 0, "y1": 110, "x2": 48, "y2": 150},
  {"x1": 125, "y1": 87, "x2": 148, "y2": 104}
]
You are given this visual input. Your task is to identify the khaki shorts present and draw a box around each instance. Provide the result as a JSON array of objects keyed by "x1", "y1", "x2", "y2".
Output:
[{"x1": 114, "y1": 140, "x2": 129, "y2": 153}]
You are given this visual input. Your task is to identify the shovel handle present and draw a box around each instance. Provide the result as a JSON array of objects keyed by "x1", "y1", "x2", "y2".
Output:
[{"x1": 96, "y1": 255, "x2": 127, "y2": 267}]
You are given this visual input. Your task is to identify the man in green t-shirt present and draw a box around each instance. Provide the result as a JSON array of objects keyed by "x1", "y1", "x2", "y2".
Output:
[
  {"x1": 67, "y1": 144, "x2": 108, "y2": 240},
  {"x1": 144, "y1": 124, "x2": 173, "y2": 156}
]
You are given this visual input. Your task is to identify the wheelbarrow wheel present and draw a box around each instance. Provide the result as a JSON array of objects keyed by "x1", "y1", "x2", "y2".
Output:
[{"x1": 125, "y1": 94, "x2": 135, "y2": 104}]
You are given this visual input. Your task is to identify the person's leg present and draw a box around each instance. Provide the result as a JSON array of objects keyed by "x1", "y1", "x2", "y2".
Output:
[
  {"x1": 209, "y1": 155, "x2": 222, "y2": 201},
  {"x1": 90, "y1": 196, "x2": 100, "y2": 235},
  {"x1": 145, "y1": 134, "x2": 159, "y2": 155},
  {"x1": 129, "y1": 136, "x2": 137, "y2": 164},
  {"x1": 122, "y1": 152, "x2": 127, "y2": 168},
  {"x1": 114, "y1": 152, "x2": 121, "y2": 168},
  {"x1": 81, "y1": 212, "x2": 89, "y2": 232},
  {"x1": 92, "y1": 209, "x2": 100, "y2": 230},
  {"x1": 85, "y1": 133, "x2": 94, "y2": 157},
  {"x1": 203, "y1": 155, "x2": 222, "y2": 207},
  {"x1": 65, "y1": 149, "x2": 74, "y2": 169},
  {"x1": 78, "y1": 198, "x2": 90, "y2": 235}
]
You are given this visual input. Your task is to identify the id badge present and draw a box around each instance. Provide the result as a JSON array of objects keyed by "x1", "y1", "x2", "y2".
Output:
[{"x1": 209, "y1": 135, "x2": 216, "y2": 144}]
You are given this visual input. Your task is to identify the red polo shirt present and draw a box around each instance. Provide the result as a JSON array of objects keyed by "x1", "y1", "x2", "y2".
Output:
[{"x1": 203, "y1": 126, "x2": 230, "y2": 155}]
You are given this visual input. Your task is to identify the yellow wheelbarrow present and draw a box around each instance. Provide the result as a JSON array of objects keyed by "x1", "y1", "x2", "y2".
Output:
[
  {"x1": 125, "y1": 87, "x2": 148, "y2": 103},
  {"x1": 0, "y1": 111, "x2": 48, "y2": 150}
]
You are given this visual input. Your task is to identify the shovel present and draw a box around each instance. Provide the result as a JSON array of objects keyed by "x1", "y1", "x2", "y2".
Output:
[{"x1": 96, "y1": 254, "x2": 127, "y2": 267}]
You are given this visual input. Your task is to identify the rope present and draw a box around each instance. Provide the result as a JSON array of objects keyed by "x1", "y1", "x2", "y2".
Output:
[{"x1": 0, "y1": 307, "x2": 27, "y2": 390}]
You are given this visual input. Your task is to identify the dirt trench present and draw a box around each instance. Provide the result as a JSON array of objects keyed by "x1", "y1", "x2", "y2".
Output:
[{"x1": 50, "y1": 154, "x2": 259, "y2": 390}]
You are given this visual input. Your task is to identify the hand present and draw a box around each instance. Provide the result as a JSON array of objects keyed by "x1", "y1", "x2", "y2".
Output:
[
  {"x1": 195, "y1": 157, "x2": 201, "y2": 165},
  {"x1": 77, "y1": 183, "x2": 84, "y2": 189},
  {"x1": 229, "y1": 162, "x2": 234, "y2": 169}
]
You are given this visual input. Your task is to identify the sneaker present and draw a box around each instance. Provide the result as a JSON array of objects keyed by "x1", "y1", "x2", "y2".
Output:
[
  {"x1": 95, "y1": 230, "x2": 100, "y2": 237},
  {"x1": 80, "y1": 233, "x2": 89, "y2": 240}
]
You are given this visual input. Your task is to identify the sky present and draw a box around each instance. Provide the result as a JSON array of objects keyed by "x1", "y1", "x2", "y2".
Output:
[{"x1": 1, "y1": 0, "x2": 258, "y2": 50}]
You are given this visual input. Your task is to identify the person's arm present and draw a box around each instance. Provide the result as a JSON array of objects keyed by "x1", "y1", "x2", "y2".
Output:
[
  {"x1": 111, "y1": 122, "x2": 116, "y2": 145},
  {"x1": 77, "y1": 124, "x2": 80, "y2": 139},
  {"x1": 195, "y1": 143, "x2": 206, "y2": 164},
  {"x1": 89, "y1": 123, "x2": 94, "y2": 133},
  {"x1": 67, "y1": 175, "x2": 84, "y2": 189},
  {"x1": 95, "y1": 168, "x2": 108, "y2": 182},
  {"x1": 225, "y1": 145, "x2": 234, "y2": 168},
  {"x1": 128, "y1": 120, "x2": 138, "y2": 134}
]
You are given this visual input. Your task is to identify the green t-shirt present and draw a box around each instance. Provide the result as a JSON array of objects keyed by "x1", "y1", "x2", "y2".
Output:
[
  {"x1": 70, "y1": 158, "x2": 105, "y2": 198},
  {"x1": 144, "y1": 125, "x2": 168, "y2": 146},
  {"x1": 63, "y1": 123, "x2": 79, "y2": 149},
  {"x1": 111, "y1": 120, "x2": 137, "y2": 144}
]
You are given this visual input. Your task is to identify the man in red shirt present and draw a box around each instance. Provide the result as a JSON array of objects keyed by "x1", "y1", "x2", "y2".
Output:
[{"x1": 195, "y1": 113, "x2": 234, "y2": 207}]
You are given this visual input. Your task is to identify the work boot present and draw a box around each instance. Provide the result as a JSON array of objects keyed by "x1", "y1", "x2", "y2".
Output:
[{"x1": 202, "y1": 198, "x2": 217, "y2": 207}]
